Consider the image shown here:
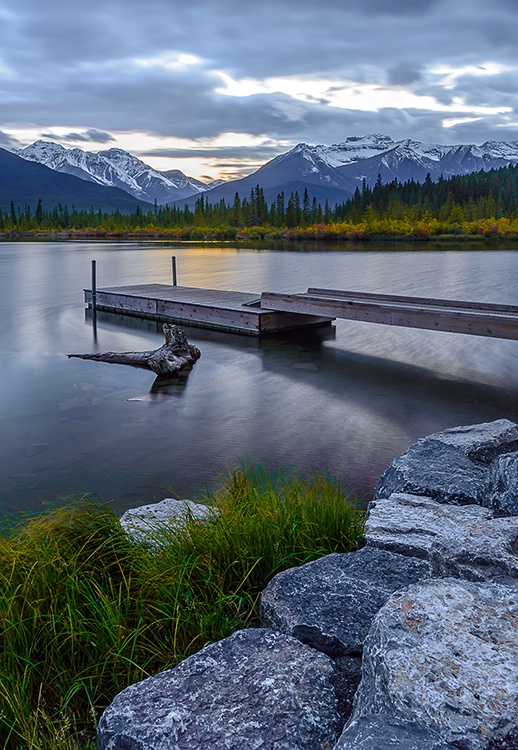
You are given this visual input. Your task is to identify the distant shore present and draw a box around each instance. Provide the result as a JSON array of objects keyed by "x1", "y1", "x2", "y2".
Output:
[{"x1": 2, "y1": 228, "x2": 518, "y2": 244}]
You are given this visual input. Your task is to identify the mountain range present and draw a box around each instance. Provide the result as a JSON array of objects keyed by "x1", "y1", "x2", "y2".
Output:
[
  {"x1": 4, "y1": 133, "x2": 518, "y2": 213},
  {"x1": 0, "y1": 148, "x2": 153, "y2": 213},
  {"x1": 179, "y1": 134, "x2": 518, "y2": 208},
  {"x1": 13, "y1": 141, "x2": 223, "y2": 205}
]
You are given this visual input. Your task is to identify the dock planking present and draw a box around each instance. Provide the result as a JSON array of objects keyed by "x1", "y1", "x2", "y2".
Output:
[
  {"x1": 84, "y1": 284, "x2": 334, "y2": 335},
  {"x1": 260, "y1": 288, "x2": 518, "y2": 340},
  {"x1": 84, "y1": 283, "x2": 518, "y2": 340}
]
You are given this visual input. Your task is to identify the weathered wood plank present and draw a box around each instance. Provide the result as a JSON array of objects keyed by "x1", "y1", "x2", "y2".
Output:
[
  {"x1": 261, "y1": 291, "x2": 518, "y2": 340},
  {"x1": 306, "y1": 288, "x2": 518, "y2": 315},
  {"x1": 85, "y1": 283, "x2": 518, "y2": 340},
  {"x1": 84, "y1": 285, "x2": 333, "y2": 335}
]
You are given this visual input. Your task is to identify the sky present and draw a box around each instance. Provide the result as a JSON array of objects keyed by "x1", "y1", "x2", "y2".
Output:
[{"x1": 1, "y1": 0, "x2": 518, "y2": 181}]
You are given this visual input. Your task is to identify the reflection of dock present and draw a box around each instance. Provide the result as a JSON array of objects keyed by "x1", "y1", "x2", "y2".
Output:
[
  {"x1": 84, "y1": 284, "x2": 334, "y2": 336},
  {"x1": 85, "y1": 283, "x2": 518, "y2": 339}
]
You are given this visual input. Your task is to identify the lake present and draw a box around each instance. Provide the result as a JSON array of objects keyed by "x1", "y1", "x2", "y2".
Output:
[{"x1": 1, "y1": 239, "x2": 517, "y2": 519}]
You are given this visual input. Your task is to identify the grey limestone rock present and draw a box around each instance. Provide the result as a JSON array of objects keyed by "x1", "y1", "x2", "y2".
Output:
[
  {"x1": 375, "y1": 419, "x2": 518, "y2": 506},
  {"x1": 350, "y1": 578, "x2": 518, "y2": 750},
  {"x1": 97, "y1": 628, "x2": 339, "y2": 750},
  {"x1": 365, "y1": 493, "x2": 518, "y2": 582},
  {"x1": 120, "y1": 497, "x2": 215, "y2": 545},
  {"x1": 259, "y1": 546, "x2": 431, "y2": 656},
  {"x1": 487, "y1": 453, "x2": 518, "y2": 516},
  {"x1": 335, "y1": 714, "x2": 457, "y2": 750}
]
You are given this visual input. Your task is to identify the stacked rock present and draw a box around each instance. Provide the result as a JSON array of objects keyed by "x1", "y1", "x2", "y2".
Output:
[{"x1": 98, "y1": 420, "x2": 518, "y2": 750}]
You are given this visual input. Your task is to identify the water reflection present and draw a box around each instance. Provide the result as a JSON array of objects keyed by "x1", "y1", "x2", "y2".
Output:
[
  {"x1": 149, "y1": 372, "x2": 192, "y2": 398},
  {"x1": 0, "y1": 240, "x2": 517, "y2": 518}
]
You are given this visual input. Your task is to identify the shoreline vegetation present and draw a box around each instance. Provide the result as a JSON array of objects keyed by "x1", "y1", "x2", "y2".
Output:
[
  {"x1": 0, "y1": 465, "x2": 364, "y2": 750},
  {"x1": 3, "y1": 164, "x2": 518, "y2": 244},
  {"x1": 3, "y1": 222, "x2": 518, "y2": 244}
]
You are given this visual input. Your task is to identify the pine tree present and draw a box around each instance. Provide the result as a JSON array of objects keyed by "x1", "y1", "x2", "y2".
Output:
[
  {"x1": 302, "y1": 187, "x2": 311, "y2": 225},
  {"x1": 35, "y1": 198, "x2": 43, "y2": 226}
]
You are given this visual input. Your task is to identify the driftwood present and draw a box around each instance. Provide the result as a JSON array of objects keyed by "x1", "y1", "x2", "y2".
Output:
[{"x1": 68, "y1": 323, "x2": 201, "y2": 376}]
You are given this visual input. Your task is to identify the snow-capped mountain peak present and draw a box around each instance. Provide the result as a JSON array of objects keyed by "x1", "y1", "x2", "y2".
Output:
[
  {"x1": 14, "y1": 141, "x2": 216, "y2": 205},
  {"x1": 12, "y1": 133, "x2": 518, "y2": 210}
]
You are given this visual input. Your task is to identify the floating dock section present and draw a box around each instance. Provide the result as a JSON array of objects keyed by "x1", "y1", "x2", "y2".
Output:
[
  {"x1": 84, "y1": 284, "x2": 334, "y2": 336},
  {"x1": 260, "y1": 288, "x2": 518, "y2": 340}
]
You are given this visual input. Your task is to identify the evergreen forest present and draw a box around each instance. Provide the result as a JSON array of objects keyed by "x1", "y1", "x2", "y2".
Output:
[{"x1": 3, "y1": 163, "x2": 518, "y2": 241}]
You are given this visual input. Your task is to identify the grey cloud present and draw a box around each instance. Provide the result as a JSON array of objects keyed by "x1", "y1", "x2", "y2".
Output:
[
  {"x1": 387, "y1": 64, "x2": 423, "y2": 86},
  {"x1": 424, "y1": 71, "x2": 518, "y2": 113},
  {"x1": 40, "y1": 129, "x2": 116, "y2": 143},
  {"x1": 492, "y1": 0, "x2": 518, "y2": 12},
  {"x1": 0, "y1": 131, "x2": 22, "y2": 149},
  {"x1": 64, "y1": 129, "x2": 116, "y2": 143},
  {"x1": 447, "y1": 120, "x2": 518, "y2": 145},
  {"x1": 142, "y1": 145, "x2": 283, "y2": 160},
  {"x1": 1, "y1": 0, "x2": 510, "y2": 83},
  {"x1": 343, "y1": 0, "x2": 439, "y2": 14},
  {"x1": 1, "y1": 0, "x2": 517, "y2": 171}
]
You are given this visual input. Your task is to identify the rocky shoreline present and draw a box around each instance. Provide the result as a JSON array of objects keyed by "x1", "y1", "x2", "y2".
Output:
[{"x1": 99, "y1": 419, "x2": 518, "y2": 750}]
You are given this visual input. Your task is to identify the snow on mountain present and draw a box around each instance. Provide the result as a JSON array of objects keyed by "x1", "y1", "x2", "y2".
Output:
[
  {"x1": 259, "y1": 144, "x2": 353, "y2": 189},
  {"x1": 14, "y1": 142, "x2": 215, "y2": 205},
  {"x1": 13, "y1": 134, "x2": 518, "y2": 210},
  {"x1": 480, "y1": 140, "x2": 518, "y2": 160},
  {"x1": 271, "y1": 135, "x2": 518, "y2": 192},
  {"x1": 204, "y1": 178, "x2": 226, "y2": 189},
  {"x1": 313, "y1": 134, "x2": 398, "y2": 167},
  {"x1": 309, "y1": 134, "x2": 518, "y2": 174}
]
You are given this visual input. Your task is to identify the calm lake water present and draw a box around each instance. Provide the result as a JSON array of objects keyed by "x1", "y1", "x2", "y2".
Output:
[{"x1": 1, "y1": 239, "x2": 517, "y2": 519}]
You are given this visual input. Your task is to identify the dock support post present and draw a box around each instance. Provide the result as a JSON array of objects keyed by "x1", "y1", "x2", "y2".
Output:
[
  {"x1": 172, "y1": 256, "x2": 178, "y2": 286},
  {"x1": 91, "y1": 260, "x2": 97, "y2": 310},
  {"x1": 91, "y1": 259, "x2": 97, "y2": 340}
]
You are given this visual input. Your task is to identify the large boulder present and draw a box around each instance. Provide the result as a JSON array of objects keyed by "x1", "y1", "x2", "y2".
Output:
[
  {"x1": 335, "y1": 715, "x2": 457, "y2": 750},
  {"x1": 120, "y1": 498, "x2": 215, "y2": 544},
  {"x1": 375, "y1": 419, "x2": 518, "y2": 509},
  {"x1": 349, "y1": 578, "x2": 518, "y2": 750},
  {"x1": 260, "y1": 547, "x2": 430, "y2": 656},
  {"x1": 487, "y1": 453, "x2": 518, "y2": 516},
  {"x1": 97, "y1": 628, "x2": 339, "y2": 750},
  {"x1": 365, "y1": 493, "x2": 518, "y2": 582}
]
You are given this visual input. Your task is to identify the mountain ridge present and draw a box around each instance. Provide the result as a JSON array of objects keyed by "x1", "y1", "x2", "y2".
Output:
[
  {"x1": 13, "y1": 141, "x2": 216, "y2": 206},
  {"x1": 0, "y1": 148, "x2": 153, "y2": 213},
  {"x1": 174, "y1": 133, "x2": 518, "y2": 209},
  {"x1": 8, "y1": 134, "x2": 518, "y2": 211}
]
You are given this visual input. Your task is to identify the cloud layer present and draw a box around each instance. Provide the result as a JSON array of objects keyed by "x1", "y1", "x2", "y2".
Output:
[{"x1": 1, "y1": 0, "x2": 518, "y2": 178}]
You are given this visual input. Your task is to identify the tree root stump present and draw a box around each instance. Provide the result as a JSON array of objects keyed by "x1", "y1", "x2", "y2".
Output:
[{"x1": 68, "y1": 323, "x2": 201, "y2": 376}]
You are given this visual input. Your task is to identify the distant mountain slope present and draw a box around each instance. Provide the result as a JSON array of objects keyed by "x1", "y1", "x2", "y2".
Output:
[
  {"x1": 333, "y1": 138, "x2": 518, "y2": 187},
  {"x1": 174, "y1": 149, "x2": 355, "y2": 209},
  {"x1": 178, "y1": 133, "x2": 518, "y2": 209},
  {"x1": 0, "y1": 148, "x2": 152, "y2": 213},
  {"x1": 14, "y1": 142, "x2": 214, "y2": 205}
]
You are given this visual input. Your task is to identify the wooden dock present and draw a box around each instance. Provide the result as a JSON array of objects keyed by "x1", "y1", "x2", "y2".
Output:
[
  {"x1": 260, "y1": 288, "x2": 518, "y2": 340},
  {"x1": 85, "y1": 283, "x2": 518, "y2": 340},
  {"x1": 84, "y1": 284, "x2": 334, "y2": 335}
]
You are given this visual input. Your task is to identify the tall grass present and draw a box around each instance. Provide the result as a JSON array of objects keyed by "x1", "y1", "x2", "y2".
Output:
[{"x1": 0, "y1": 466, "x2": 364, "y2": 749}]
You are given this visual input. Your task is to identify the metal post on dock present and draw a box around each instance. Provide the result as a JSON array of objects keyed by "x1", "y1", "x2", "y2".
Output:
[
  {"x1": 172, "y1": 256, "x2": 178, "y2": 286},
  {"x1": 90, "y1": 259, "x2": 98, "y2": 340},
  {"x1": 91, "y1": 260, "x2": 97, "y2": 310}
]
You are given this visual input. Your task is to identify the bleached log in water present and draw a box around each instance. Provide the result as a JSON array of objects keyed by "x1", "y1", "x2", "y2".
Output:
[{"x1": 68, "y1": 323, "x2": 201, "y2": 376}]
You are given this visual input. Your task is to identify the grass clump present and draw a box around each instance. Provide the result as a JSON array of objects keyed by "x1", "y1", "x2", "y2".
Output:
[{"x1": 0, "y1": 465, "x2": 364, "y2": 749}]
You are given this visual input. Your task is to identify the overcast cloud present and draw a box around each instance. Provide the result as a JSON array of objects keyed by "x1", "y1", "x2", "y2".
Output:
[{"x1": 1, "y1": 0, "x2": 518, "y2": 179}]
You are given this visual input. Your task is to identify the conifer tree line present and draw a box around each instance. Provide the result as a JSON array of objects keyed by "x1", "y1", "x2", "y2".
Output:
[{"x1": 2, "y1": 163, "x2": 518, "y2": 236}]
